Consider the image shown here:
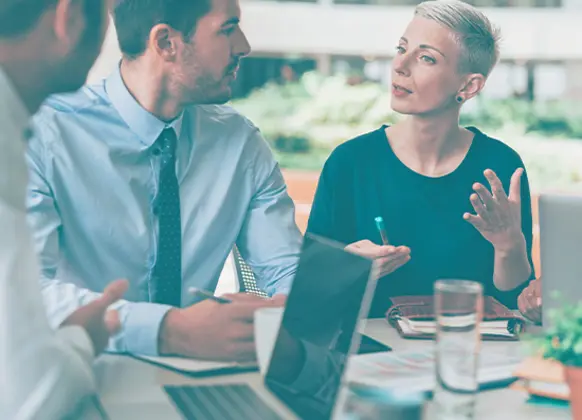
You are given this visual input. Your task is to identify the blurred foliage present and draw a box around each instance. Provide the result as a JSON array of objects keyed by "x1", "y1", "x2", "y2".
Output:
[
  {"x1": 531, "y1": 296, "x2": 582, "y2": 368},
  {"x1": 461, "y1": 97, "x2": 582, "y2": 139},
  {"x1": 230, "y1": 72, "x2": 582, "y2": 191},
  {"x1": 231, "y1": 72, "x2": 399, "y2": 151}
]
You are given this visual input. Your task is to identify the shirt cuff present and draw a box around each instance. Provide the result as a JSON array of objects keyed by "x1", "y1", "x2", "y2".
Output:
[
  {"x1": 56, "y1": 325, "x2": 95, "y2": 363},
  {"x1": 122, "y1": 302, "x2": 172, "y2": 356}
]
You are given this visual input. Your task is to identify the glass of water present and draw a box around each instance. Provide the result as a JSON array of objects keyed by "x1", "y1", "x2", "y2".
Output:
[{"x1": 433, "y1": 279, "x2": 483, "y2": 420}]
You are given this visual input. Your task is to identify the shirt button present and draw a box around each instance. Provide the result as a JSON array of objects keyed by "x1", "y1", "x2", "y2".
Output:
[{"x1": 152, "y1": 147, "x2": 162, "y2": 156}]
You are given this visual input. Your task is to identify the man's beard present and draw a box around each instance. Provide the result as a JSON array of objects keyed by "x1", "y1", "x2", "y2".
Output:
[
  {"x1": 179, "y1": 52, "x2": 233, "y2": 105},
  {"x1": 190, "y1": 72, "x2": 233, "y2": 105}
]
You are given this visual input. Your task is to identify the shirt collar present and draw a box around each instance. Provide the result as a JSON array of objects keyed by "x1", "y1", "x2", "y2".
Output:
[
  {"x1": 105, "y1": 64, "x2": 184, "y2": 147},
  {"x1": 0, "y1": 67, "x2": 30, "y2": 138}
]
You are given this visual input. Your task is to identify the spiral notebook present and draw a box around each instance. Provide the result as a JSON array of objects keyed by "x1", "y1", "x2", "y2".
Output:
[{"x1": 386, "y1": 295, "x2": 526, "y2": 341}]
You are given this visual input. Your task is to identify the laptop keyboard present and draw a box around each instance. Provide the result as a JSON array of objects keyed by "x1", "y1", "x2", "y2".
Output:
[{"x1": 164, "y1": 384, "x2": 282, "y2": 420}]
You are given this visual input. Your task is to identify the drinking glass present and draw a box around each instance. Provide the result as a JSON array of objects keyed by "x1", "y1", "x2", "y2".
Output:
[{"x1": 433, "y1": 279, "x2": 483, "y2": 420}]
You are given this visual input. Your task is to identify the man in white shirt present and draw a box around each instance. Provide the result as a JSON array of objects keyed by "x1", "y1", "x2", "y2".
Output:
[{"x1": 0, "y1": 1, "x2": 127, "y2": 419}]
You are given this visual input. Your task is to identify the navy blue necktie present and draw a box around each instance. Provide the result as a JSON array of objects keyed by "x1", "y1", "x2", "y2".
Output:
[{"x1": 151, "y1": 128, "x2": 182, "y2": 306}]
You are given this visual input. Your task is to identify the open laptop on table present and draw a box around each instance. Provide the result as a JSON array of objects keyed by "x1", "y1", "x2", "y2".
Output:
[
  {"x1": 539, "y1": 193, "x2": 582, "y2": 329},
  {"x1": 163, "y1": 234, "x2": 380, "y2": 420}
]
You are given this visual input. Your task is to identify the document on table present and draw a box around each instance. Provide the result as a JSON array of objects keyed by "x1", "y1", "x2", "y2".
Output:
[
  {"x1": 347, "y1": 350, "x2": 524, "y2": 392},
  {"x1": 131, "y1": 354, "x2": 258, "y2": 377}
]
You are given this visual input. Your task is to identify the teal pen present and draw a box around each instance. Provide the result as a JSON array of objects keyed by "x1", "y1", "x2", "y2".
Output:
[{"x1": 375, "y1": 216, "x2": 390, "y2": 245}]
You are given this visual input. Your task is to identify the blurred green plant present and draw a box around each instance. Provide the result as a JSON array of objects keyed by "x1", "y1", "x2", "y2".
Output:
[
  {"x1": 533, "y1": 296, "x2": 582, "y2": 368},
  {"x1": 230, "y1": 72, "x2": 582, "y2": 191},
  {"x1": 460, "y1": 98, "x2": 582, "y2": 139},
  {"x1": 232, "y1": 71, "x2": 582, "y2": 146},
  {"x1": 273, "y1": 135, "x2": 311, "y2": 153},
  {"x1": 231, "y1": 72, "x2": 401, "y2": 151}
]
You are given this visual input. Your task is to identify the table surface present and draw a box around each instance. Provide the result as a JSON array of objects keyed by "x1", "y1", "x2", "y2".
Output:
[{"x1": 96, "y1": 319, "x2": 571, "y2": 419}]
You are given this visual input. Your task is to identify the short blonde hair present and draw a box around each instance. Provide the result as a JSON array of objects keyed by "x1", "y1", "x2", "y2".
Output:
[{"x1": 415, "y1": 0, "x2": 501, "y2": 77}]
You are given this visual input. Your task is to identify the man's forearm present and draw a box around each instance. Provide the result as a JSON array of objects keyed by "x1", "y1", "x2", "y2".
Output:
[
  {"x1": 41, "y1": 277, "x2": 171, "y2": 355},
  {"x1": 41, "y1": 277, "x2": 104, "y2": 329},
  {"x1": 5, "y1": 328, "x2": 97, "y2": 420},
  {"x1": 493, "y1": 236, "x2": 532, "y2": 291},
  {"x1": 157, "y1": 308, "x2": 184, "y2": 356}
]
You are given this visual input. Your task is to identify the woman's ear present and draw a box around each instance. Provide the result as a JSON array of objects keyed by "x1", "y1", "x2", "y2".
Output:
[{"x1": 457, "y1": 73, "x2": 487, "y2": 102}]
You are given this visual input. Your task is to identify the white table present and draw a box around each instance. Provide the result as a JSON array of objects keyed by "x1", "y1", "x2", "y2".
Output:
[{"x1": 96, "y1": 319, "x2": 571, "y2": 419}]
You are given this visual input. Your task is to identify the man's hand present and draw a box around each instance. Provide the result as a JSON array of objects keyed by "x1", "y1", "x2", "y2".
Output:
[
  {"x1": 518, "y1": 278, "x2": 542, "y2": 324},
  {"x1": 61, "y1": 279, "x2": 129, "y2": 355},
  {"x1": 345, "y1": 240, "x2": 411, "y2": 277},
  {"x1": 159, "y1": 293, "x2": 283, "y2": 362},
  {"x1": 270, "y1": 294, "x2": 288, "y2": 306}
]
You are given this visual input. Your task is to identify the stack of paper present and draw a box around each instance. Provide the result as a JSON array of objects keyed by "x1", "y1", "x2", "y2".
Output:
[{"x1": 347, "y1": 349, "x2": 524, "y2": 392}]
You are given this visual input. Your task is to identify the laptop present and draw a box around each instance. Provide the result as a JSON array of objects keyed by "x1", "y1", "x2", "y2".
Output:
[
  {"x1": 164, "y1": 234, "x2": 380, "y2": 420},
  {"x1": 538, "y1": 194, "x2": 582, "y2": 328}
]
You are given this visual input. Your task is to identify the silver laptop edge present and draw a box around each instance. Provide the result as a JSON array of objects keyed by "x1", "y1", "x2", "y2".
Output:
[{"x1": 539, "y1": 193, "x2": 582, "y2": 329}]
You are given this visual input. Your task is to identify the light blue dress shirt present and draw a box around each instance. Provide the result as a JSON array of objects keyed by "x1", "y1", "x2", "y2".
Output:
[{"x1": 25, "y1": 66, "x2": 302, "y2": 356}]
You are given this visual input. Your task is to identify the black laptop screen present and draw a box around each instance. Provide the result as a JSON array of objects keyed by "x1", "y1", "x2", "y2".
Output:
[{"x1": 265, "y1": 235, "x2": 376, "y2": 420}]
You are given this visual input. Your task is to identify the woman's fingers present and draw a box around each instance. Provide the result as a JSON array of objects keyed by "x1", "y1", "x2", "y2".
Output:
[{"x1": 378, "y1": 253, "x2": 411, "y2": 276}]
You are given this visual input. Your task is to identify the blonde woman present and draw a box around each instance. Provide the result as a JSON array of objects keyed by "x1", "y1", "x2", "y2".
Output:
[{"x1": 307, "y1": 0, "x2": 534, "y2": 317}]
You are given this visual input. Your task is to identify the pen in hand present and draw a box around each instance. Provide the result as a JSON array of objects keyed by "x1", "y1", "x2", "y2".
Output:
[
  {"x1": 188, "y1": 287, "x2": 232, "y2": 304},
  {"x1": 375, "y1": 216, "x2": 390, "y2": 246}
]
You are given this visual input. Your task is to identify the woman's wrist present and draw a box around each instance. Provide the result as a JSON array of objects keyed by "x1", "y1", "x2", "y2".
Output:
[{"x1": 493, "y1": 232, "x2": 527, "y2": 257}]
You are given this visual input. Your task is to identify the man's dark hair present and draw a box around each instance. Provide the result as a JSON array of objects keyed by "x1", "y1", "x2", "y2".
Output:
[
  {"x1": 0, "y1": 0, "x2": 58, "y2": 37},
  {"x1": 113, "y1": 0, "x2": 213, "y2": 60},
  {"x1": 0, "y1": 0, "x2": 104, "y2": 38}
]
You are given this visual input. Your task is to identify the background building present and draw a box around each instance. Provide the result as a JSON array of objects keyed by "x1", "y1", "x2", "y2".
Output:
[
  {"x1": 91, "y1": 0, "x2": 582, "y2": 101},
  {"x1": 234, "y1": 0, "x2": 582, "y2": 101}
]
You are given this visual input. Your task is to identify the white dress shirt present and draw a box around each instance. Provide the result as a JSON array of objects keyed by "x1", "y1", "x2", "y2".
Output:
[{"x1": 0, "y1": 68, "x2": 96, "y2": 419}]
